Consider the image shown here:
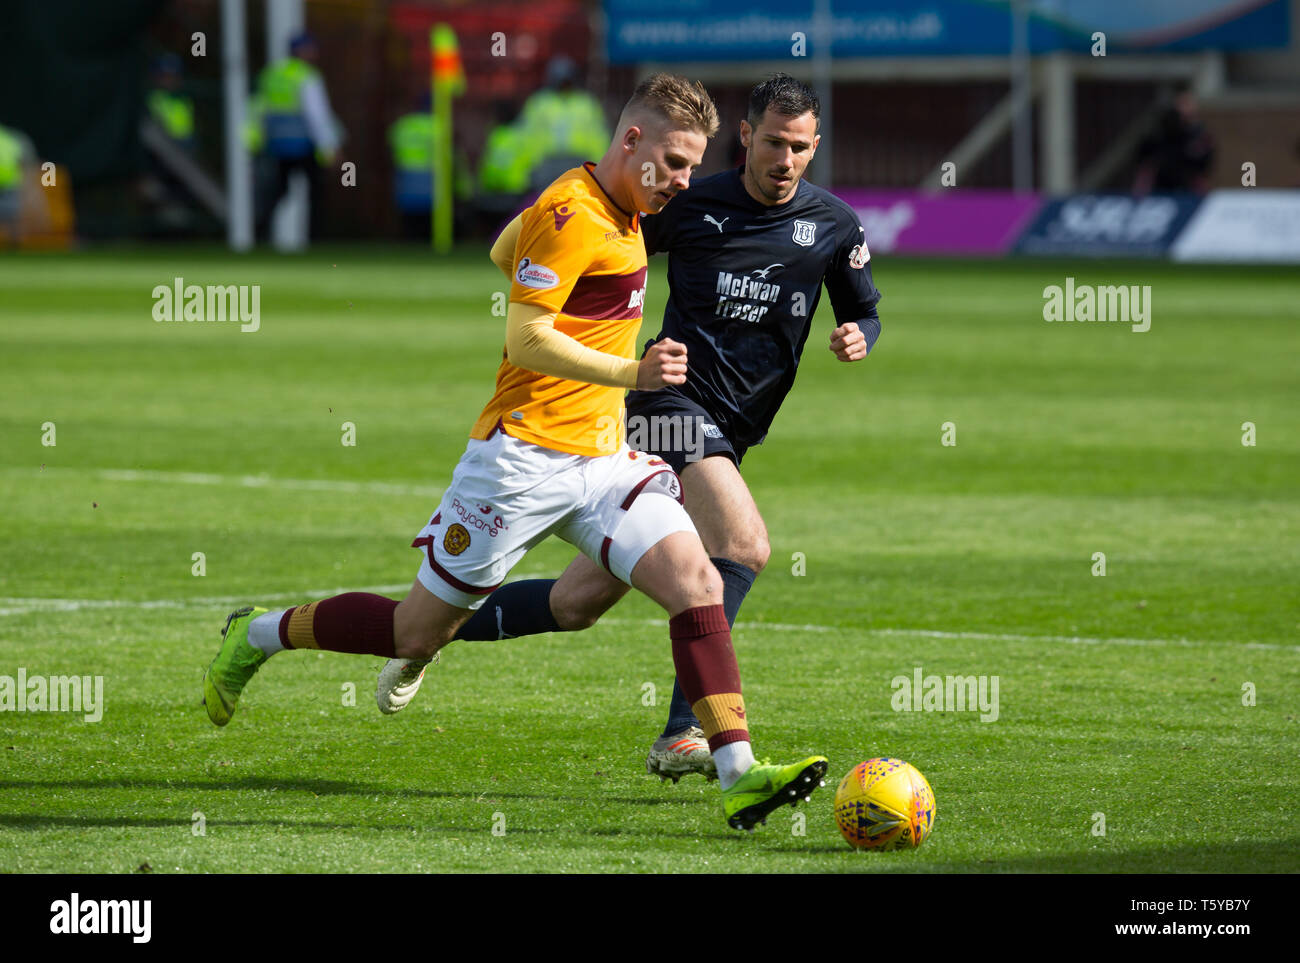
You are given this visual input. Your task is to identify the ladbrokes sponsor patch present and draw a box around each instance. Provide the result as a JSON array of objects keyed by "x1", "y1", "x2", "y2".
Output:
[{"x1": 515, "y1": 257, "x2": 560, "y2": 290}]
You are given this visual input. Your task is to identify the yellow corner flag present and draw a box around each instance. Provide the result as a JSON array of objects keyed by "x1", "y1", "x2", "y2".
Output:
[{"x1": 430, "y1": 23, "x2": 464, "y2": 252}]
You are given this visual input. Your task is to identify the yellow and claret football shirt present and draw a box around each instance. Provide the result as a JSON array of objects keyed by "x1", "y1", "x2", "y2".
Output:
[{"x1": 471, "y1": 163, "x2": 648, "y2": 456}]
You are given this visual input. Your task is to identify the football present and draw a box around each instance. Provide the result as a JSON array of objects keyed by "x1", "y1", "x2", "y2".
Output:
[{"x1": 833, "y1": 758, "x2": 935, "y2": 850}]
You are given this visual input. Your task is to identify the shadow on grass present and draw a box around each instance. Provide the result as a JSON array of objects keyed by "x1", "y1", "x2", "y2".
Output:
[
  {"x1": 0, "y1": 812, "x2": 742, "y2": 842},
  {"x1": 0, "y1": 774, "x2": 712, "y2": 809},
  {"x1": 4, "y1": 808, "x2": 1292, "y2": 869}
]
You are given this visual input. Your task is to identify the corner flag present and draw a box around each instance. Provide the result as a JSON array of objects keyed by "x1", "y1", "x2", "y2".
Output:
[{"x1": 430, "y1": 23, "x2": 464, "y2": 252}]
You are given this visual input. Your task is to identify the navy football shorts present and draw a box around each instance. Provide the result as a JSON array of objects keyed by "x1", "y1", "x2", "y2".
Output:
[{"x1": 624, "y1": 388, "x2": 748, "y2": 475}]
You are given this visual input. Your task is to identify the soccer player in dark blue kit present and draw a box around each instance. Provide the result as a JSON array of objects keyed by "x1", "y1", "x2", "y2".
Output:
[{"x1": 379, "y1": 74, "x2": 882, "y2": 781}]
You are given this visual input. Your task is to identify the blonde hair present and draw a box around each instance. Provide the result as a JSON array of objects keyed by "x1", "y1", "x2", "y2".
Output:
[{"x1": 623, "y1": 73, "x2": 719, "y2": 138}]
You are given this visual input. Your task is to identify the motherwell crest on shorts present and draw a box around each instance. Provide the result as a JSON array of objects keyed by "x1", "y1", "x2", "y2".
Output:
[
  {"x1": 792, "y1": 220, "x2": 816, "y2": 246},
  {"x1": 443, "y1": 523, "x2": 471, "y2": 556}
]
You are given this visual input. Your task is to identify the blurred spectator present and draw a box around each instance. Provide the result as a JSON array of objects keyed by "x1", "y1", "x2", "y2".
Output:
[
  {"x1": 388, "y1": 93, "x2": 439, "y2": 241},
  {"x1": 1133, "y1": 87, "x2": 1215, "y2": 195},
  {"x1": 140, "y1": 53, "x2": 197, "y2": 226},
  {"x1": 0, "y1": 124, "x2": 70, "y2": 249},
  {"x1": 478, "y1": 100, "x2": 531, "y2": 197},
  {"x1": 0, "y1": 123, "x2": 36, "y2": 246},
  {"x1": 251, "y1": 31, "x2": 342, "y2": 240},
  {"x1": 388, "y1": 91, "x2": 475, "y2": 242},
  {"x1": 518, "y1": 56, "x2": 608, "y2": 191},
  {"x1": 475, "y1": 99, "x2": 531, "y2": 233},
  {"x1": 147, "y1": 54, "x2": 195, "y2": 151}
]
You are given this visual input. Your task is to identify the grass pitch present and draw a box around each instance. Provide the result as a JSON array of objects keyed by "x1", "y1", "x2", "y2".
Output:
[{"x1": 1, "y1": 247, "x2": 1297, "y2": 873}]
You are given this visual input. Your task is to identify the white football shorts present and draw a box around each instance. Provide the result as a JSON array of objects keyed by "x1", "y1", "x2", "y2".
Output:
[{"x1": 411, "y1": 427, "x2": 696, "y2": 609}]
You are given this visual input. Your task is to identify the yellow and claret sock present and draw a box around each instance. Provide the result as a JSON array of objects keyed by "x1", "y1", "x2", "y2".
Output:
[
  {"x1": 278, "y1": 593, "x2": 398, "y2": 658},
  {"x1": 668, "y1": 604, "x2": 749, "y2": 751}
]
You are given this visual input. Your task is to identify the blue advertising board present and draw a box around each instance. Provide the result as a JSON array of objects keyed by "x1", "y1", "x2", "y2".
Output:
[
  {"x1": 1013, "y1": 194, "x2": 1204, "y2": 258},
  {"x1": 604, "y1": 0, "x2": 1290, "y2": 63}
]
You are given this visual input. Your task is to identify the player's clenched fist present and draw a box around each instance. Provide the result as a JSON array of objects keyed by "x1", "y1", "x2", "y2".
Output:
[
  {"x1": 637, "y1": 338, "x2": 688, "y2": 389},
  {"x1": 829, "y1": 322, "x2": 867, "y2": 362}
]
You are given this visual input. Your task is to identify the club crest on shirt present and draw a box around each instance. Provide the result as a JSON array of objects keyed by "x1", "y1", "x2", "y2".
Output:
[
  {"x1": 792, "y1": 219, "x2": 816, "y2": 246},
  {"x1": 516, "y1": 257, "x2": 559, "y2": 290}
]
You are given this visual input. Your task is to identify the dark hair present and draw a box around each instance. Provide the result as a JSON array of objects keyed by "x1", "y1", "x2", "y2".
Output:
[{"x1": 747, "y1": 73, "x2": 820, "y2": 130}]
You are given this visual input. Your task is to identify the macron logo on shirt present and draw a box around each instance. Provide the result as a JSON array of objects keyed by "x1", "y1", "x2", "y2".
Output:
[{"x1": 516, "y1": 257, "x2": 560, "y2": 290}]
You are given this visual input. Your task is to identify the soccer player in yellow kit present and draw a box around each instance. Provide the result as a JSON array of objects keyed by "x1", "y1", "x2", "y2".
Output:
[{"x1": 202, "y1": 74, "x2": 827, "y2": 831}]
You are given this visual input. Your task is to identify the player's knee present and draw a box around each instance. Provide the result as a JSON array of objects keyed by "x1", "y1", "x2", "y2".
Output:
[
  {"x1": 392, "y1": 609, "x2": 453, "y2": 659},
  {"x1": 683, "y1": 558, "x2": 724, "y2": 609},
  {"x1": 720, "y1": 532, "x2": 770, "y2": 574},
  {"x1": 550, "y1": 578, "x2": 622, "y2": 631},
  {"x1": 393, "y1": 626, "x2": 439, "y2": 660},
  {"x1": 550, "y1": 594, "x2": 603, "y2": 631},
  {"x1": 554, "y1": 610, "x2": 598, "y2": 632}
]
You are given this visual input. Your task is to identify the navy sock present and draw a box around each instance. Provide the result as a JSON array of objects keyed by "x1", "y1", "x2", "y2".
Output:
[
  {"x1": 661, "y1": 557, "x2": 757, "y2": 736},
  {"x1": 454, "y1": 579, "x2": 561, "y2": 641},
  {"x1": 712, "y1": 557, "x2": 759, "y2": 626}
]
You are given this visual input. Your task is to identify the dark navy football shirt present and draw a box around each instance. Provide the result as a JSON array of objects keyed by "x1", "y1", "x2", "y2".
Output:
[{"x1": 629, "y1": 166, "x2": 882, "y2": 450}]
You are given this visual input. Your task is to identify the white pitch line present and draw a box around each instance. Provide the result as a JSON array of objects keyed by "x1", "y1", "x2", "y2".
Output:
[
  {"x1": 599, "y1": 617, "x2": 832, "y2": 634},
  {"x1": 594, "y1": 619, "x2": 1298, "y2": 652},
  {"x1": 0, "y1": 585, "x2": 412, "y2": 617},
  {"x1": 0, "y1": 576, "x2": 543, "y2": 617},
  {"x1": 870, "y1": 627, "x2": 1298, "y2": 653},
  {"x1": 0, "y1": 593, "x2": 1293, "y2": 652},
  {"x1": 22, "y1": 467, "x2": 444, "y2": 499}
]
